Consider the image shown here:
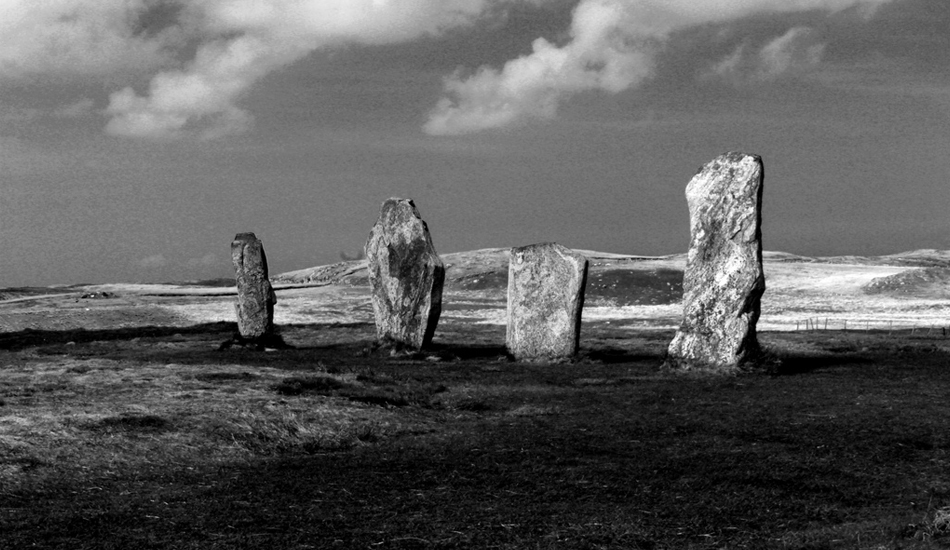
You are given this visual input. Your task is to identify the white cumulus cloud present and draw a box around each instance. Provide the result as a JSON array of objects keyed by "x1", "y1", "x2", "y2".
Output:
[
  {"x1": 0, "y1": 0, "x2": 179, "y2": 78},
  {"x1": 104, "y1": 0, "x2": 501, "y2": 139},
  {"x1": 424, "y1": 0, "x2": 895, "y2": 135},
  {"x1": 2, "y1": 0, "x2": 532, "y2": 139},
  {"x1": 1, "y1": 0, "x2": 897, "y2": 139}
]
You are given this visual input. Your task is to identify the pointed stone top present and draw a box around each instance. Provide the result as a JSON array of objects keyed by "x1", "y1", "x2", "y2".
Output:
[
  {"x1": 719, "y1": 151, "x2": 759, "y2": 164},
  {"x1": 691, "y1": 152, "x2": 762, "y2": 184},
  {"x1": 372, "y1": 198, "x2": 437, "y2": 250},
  {"x1": 233, "y1": 232, "x2": 259, "y2": 243},
  {"x1": 378, "y1": 198, "x2": 421, "y2": 220},
  {"x1": 386, "y1": 197, "x2": 415, "y2": 205}
]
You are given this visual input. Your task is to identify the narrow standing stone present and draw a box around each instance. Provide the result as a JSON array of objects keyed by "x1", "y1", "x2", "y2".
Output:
[
  {"x1": 506, "y1": 242, "x2": 588, "y2": 362},
  {"x1": 231, "y1": 232, "x2": 276, "y2": 340},
  {"x1": 365, "y1": 198, "x2": 445, "y2": 350},
  {"x1": 666, "y1": 152, "x2": 765, "y2": 373}
]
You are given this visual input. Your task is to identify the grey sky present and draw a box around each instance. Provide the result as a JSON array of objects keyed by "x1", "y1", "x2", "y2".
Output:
[{"x1": 1, "y1": 0, "x2": 948, "y2": 286}]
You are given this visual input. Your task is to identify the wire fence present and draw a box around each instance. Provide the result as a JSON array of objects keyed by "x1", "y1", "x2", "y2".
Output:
[{"x1": 791, "y1": 317, "x2": 950, "y2": 336}]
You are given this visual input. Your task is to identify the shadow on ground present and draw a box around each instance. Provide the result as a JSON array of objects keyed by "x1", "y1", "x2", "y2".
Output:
[{"x1": 0, "y1": 322, "x2": 236, "y2": 351}]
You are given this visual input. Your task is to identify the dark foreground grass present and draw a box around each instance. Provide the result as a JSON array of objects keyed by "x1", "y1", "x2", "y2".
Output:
[{"x1": 3, "y1": 324, "x2": 950, "y2": 549}]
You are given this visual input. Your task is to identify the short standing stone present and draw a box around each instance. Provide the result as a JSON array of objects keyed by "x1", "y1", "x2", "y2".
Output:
[
  {"x1": 506, "y1": 243, "x2": 588, "y2": 362},
  {"x1": 231, "y1": 232, "x2": 276, "y2": 340},
  {"x1": 365, "y1": 198, "x2": 445, "y2": 350},
  {"x1": 666, "y1": 152, "x2": 765, "y2": 373}
]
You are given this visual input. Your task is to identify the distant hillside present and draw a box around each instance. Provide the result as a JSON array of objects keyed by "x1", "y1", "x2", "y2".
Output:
[
  {"x1": 275, "y1": 248, "x2": 685, "y2": 283},
  {"x1": 274, "y1": 248, "x2": 950, "y2": 286},
  {"x1": 0, "y1": 286, "x2": 77, "y2": 302},
  {"x1": 273, "y1": 248, "x2": 686, "y2": 306},
  {"x1": 793, "y1": 249, "x2": 950, "y2": 268},
  {"x1": 864, "y1": 267, "x2": 950, "y2": 299},
  {"x1": 271, "y1": 246, "x2": 950, "y2": 307}
]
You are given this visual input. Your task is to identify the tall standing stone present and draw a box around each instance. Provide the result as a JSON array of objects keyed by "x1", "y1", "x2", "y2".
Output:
[
  {"x1": 365, "y1": 198, "x2": 445, "y2": 350},
  {"x1": 666, "y1": 152, "x2": 765, "y2": 373},
  {"x1": 506, "y1": 243, "x2": 588, "y2": 362},
  {"x1": 231, "y1": 232, "x2": 277, "y2": 341}
]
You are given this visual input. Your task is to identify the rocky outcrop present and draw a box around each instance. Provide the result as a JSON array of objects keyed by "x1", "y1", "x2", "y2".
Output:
[
  {"x1": 231, "y1": 232, "x2": 277, "y2": 340},
  {"x1": 506, "y1": 243, "x2": 588, "y2": 362},
  {"x1": 666, "y1": 152, "x2": 765, "y2": 373},
  {"x1": 365, "y1": 198, "x2": 445, "y2": 350}
]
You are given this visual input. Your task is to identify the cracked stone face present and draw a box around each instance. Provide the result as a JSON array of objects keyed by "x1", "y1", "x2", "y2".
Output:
[
  {"x1": 666, "y1": 152, "x2": 765, "y2": 373},
  {"x1": 231, "y1": 232, "x2": 276, "y2": 340},
  {"x1": 506, "y1": 242, "x2": 588, "y2": 362},
  {"x1": 365, "y1": 198, "x2": 444, "y2": 350}
]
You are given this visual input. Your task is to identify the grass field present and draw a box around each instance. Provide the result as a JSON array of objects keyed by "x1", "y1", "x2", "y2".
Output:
[{"x1": 3, "y1": 318, "x2": 950, "y2": 549}]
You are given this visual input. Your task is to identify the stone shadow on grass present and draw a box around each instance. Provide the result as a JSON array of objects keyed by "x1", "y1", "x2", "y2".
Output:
[
  {"x1": 0, "y1": 322, "x2": 237, "y2": 351},
  {"x1": 582, "y1": 347, "x2": 667, "y2": 364},
  {"x1": 426, "y1": 341, "x2": 509, "y2": 361},
  {"x1": 765, "y1": 352, "x2": 875, "y2": 375}
]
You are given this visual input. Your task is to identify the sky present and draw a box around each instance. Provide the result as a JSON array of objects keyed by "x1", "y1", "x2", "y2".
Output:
[{"x1": 1, "y1": 0, "x2": 949, "y2": 286}]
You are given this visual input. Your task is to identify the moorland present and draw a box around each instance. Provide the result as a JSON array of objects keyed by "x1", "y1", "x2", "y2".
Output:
[{"x1": 3, "y1": 248, "x2": 950, "y2": 549}]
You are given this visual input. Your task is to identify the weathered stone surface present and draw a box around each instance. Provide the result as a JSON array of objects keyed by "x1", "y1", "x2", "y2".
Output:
[
  {"x1": 506, "y1": 242, "x2": 588, "y2": 362},
  {"x1": 365, "y1": 198, "x2": 445, "y2": 350},
  {"x1": 231, "y1": 232, "x2": 276, "y2": 340},
  {"x1": 666, "y1": 152, "x2": 765, "y2": 373}
]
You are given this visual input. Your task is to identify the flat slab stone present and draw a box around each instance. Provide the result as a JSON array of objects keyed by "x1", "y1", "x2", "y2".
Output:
[
  {"x1": 231, "y1": 232, "x2": 276, "y2": 340},
  {"x1": 506, "y1": 242, "x2": 588, "y2": 362},
  {"x1": 667, "y1": 152, "x2": 765, "y2": 373},
  {"x1": 365, "y1": 198, "x2": 445, "y2": 350}
]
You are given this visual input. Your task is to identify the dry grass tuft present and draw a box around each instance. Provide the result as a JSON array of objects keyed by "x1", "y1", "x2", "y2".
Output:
[{"x1": 210, "y1": 411, "x2": 385, "y2": 454}]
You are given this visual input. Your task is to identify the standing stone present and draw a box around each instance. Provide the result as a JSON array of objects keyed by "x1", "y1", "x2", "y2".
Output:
[
  {"x1": 231, "y1": 232, "x2": 277, "y2": 341},
  {"x1": 365, "y1": 198, "x2": 445, "y2": 350},
  {"x1": 666, "y1": 152, "x2": 765, "y2": 373},
  {"x1": 506, "y1": 243, "x2": 588, "y2": 362}
]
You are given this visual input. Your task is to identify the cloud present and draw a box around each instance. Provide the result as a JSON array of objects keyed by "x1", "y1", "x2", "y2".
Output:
[
  {"x1": 710, "y1": 26, "x2": 826, "y2": 82},
  {"x1": 103, "y1": 0, "x2": 503, "y2": 139},
  {"x1": 0, "y1": 0, "x2": 179, "y2": 79},
  {"x1": 5, "y1": 0, "x2": 533, "y2": 139},
  {"x1": 3, "y1": 0, "x2": 897, "y2": 139},
  {"x1": 424, "y1": 0, "x2": 895, "y2": 135},
  {"x1": 759, "y1": 27, "x2": 825, "y2": 78}
]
